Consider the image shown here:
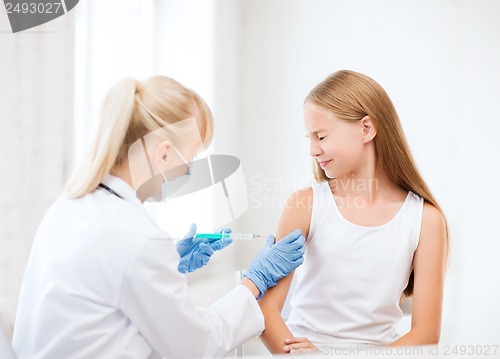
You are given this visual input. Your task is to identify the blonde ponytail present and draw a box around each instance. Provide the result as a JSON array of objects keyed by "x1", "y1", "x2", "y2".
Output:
[
  {"x1": 64, "y1": 78, "x2": 138, "y2": 198},
  {"x1": 64, "y1": 76, "x2": 214, "y2": 198}
]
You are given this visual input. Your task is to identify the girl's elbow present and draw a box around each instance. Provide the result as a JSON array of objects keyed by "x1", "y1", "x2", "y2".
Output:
[
  {"x1": 425, "y1": 336, "x2": 440, "y2": 345},
  {"x1": 425, "y1": 327, "x2": 441, "y2": 344},
  {"x1": 416, "y1": 328, "x2": 440, "y2": 345},
  {"x1": 430, "y1": 333, "x2": 440, "y2": 345}
]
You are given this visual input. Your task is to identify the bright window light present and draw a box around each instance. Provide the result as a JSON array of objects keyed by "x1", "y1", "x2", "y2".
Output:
[{"x1": 73, "y1": 0, "x2": 216, "y2": 237}]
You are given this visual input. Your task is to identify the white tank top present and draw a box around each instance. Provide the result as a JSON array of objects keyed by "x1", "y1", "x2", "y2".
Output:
[{"x1": 286, "y1": 181, "x2": 424, "y2": 347}]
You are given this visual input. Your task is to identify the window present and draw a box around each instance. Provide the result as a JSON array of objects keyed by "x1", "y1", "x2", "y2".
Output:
[{"x1": 74, "y1": 0, "x2": 216, "y2": 236}]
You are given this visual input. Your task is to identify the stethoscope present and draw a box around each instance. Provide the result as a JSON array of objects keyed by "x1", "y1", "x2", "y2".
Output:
[{"x1": 98, "y1": 183, "x2": 124, "y2": 200}]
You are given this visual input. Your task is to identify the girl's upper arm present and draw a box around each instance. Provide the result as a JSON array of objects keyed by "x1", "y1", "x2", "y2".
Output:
[
  {"x1": 410, "y1": 202, "x2": 447, "y2": 343},
  {"x1": 259, "y1": 187, "x2": 313, "y2": 311}
]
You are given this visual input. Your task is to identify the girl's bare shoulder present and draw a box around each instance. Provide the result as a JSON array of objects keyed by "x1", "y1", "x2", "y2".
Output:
[{"x1": 276, "y1": 187, "x2": 313, "y2": 240}]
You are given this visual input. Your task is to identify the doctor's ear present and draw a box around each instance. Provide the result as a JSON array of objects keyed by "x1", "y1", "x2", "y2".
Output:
[
  {"x1": 153, "y1": 140, "x2": 171, "y2": 171},
  {"x1": 360, "y1": 116, "x2": 376, "y2": 143}
]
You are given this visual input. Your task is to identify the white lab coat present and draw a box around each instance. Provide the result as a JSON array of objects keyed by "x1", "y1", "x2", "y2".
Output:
[{"x1": 12, "y1": 175, "x2": 264, "y2": 359}]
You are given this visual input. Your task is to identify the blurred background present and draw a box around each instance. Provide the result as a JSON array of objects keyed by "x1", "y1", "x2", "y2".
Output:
[{"x1": 1, "y1": 0, "x2": 500, "y2": 355}]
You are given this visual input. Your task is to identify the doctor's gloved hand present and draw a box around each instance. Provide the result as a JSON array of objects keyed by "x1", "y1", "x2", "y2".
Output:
[
  {"x1": 243, "y1": 229, "x2": 305, "y2": 299},
  {"x1": 176, "y1": 224, "x2": 233, "y2": 273}
]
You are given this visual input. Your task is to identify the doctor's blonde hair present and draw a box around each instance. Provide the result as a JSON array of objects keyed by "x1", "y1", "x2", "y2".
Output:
[
  {"x1": 64, "y1": 76, "x2": 214, "y2": 198},
  {"x1": 306, "y1": 70, "x2": 450, "y2": 298}
]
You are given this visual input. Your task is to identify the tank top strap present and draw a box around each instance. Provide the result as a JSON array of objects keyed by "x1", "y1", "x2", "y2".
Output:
[
  {"x1": 399, "y1": 191, "x2": 425, "y2": 252},
  {"x1": 308, "y1": 182, "x2": 424, "y2": 246},
  {"x1": 307, "y1": 181, "x2": 333, "y2": 242}
]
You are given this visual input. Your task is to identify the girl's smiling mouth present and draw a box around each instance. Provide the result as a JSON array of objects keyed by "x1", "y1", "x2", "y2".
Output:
[{"x1": 319, "y1": 160, "x2": 332, "y2": 168}]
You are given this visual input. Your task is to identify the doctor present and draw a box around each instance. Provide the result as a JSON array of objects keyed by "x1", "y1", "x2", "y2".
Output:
[{"x1": 12, "y1": 76, "x2": 306, "y2": 358}]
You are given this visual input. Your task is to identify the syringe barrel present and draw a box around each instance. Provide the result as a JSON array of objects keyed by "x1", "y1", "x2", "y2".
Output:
[{"x1": 229, "y1": 233, "x2": 254, "y2": 240}]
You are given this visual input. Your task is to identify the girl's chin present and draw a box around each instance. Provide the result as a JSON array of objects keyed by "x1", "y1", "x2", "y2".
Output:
[
  {"x1": 324, "y1": 170, "x2": 336, "y2": 179},
  {"x1": 324, "y1": 169, "x2": 351, "y2": 180}
]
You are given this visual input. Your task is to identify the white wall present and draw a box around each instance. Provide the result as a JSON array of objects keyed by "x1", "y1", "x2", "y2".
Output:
[
  {"x1": 73, "y1": 0, "x2": 156, "y2": 163},
  {"x1": 231, "y1": 0, "x2": 500, "y2": 346},
  {"x1": 0, "y1": 12, "x2": 75, "y2": 335}
]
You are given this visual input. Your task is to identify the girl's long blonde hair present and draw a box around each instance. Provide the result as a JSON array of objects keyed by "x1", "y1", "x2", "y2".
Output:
[
  {"x1": 64, "y1": 76, "x2": 214, "y2": 198},
  {"x1": 305, "y1": 70, "x2": 449, "y2": 298}
]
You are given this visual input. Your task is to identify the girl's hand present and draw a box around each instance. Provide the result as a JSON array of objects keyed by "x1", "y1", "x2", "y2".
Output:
[{"x1": 283, "y1": 337, "x2": 320, "y2": 355}]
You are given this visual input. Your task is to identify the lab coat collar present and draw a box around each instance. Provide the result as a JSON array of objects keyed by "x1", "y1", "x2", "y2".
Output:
[{"x1": 101, "y1": 174, "x2": 143, "y2": 208}]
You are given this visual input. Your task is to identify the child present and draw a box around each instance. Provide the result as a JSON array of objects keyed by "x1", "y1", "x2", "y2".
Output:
[{"x1": 259, "y1": 70, "x2": 449, "y2": 354}]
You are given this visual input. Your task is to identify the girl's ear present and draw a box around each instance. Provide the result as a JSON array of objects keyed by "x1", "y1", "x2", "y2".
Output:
[
  {"x1": 153, "y1": 140, "x2": 171, "y2": 173},
  {"x1": 360, "y1": 115, "x2": 376, "y2": 143}
]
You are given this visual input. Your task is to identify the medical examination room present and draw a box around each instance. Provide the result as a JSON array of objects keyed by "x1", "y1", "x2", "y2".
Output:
[{"x1": 1, "y1": 0, "x2": 499, "y2": 358}]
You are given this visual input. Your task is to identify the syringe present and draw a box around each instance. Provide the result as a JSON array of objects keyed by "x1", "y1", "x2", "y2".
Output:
[{"x1": 195, "y1": 233, "x2": 261, "y2": 242}]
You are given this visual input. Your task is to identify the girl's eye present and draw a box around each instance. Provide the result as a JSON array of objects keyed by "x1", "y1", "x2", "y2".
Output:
[{"x1": 319, "y1": 136, "x2": 326, "y2": 141}]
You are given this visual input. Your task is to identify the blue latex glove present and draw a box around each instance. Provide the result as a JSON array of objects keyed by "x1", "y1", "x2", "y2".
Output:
[
  {"x1": 176, "y1": 223, "x2": 233, "y2": 273},
  {"x1": 243, "y1": 229, "x2": 305, "y2": 299}
]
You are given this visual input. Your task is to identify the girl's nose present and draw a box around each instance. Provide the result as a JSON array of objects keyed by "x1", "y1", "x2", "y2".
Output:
[{"x1": 309, "y1": 142, "x2": 322, "y2": 158}]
